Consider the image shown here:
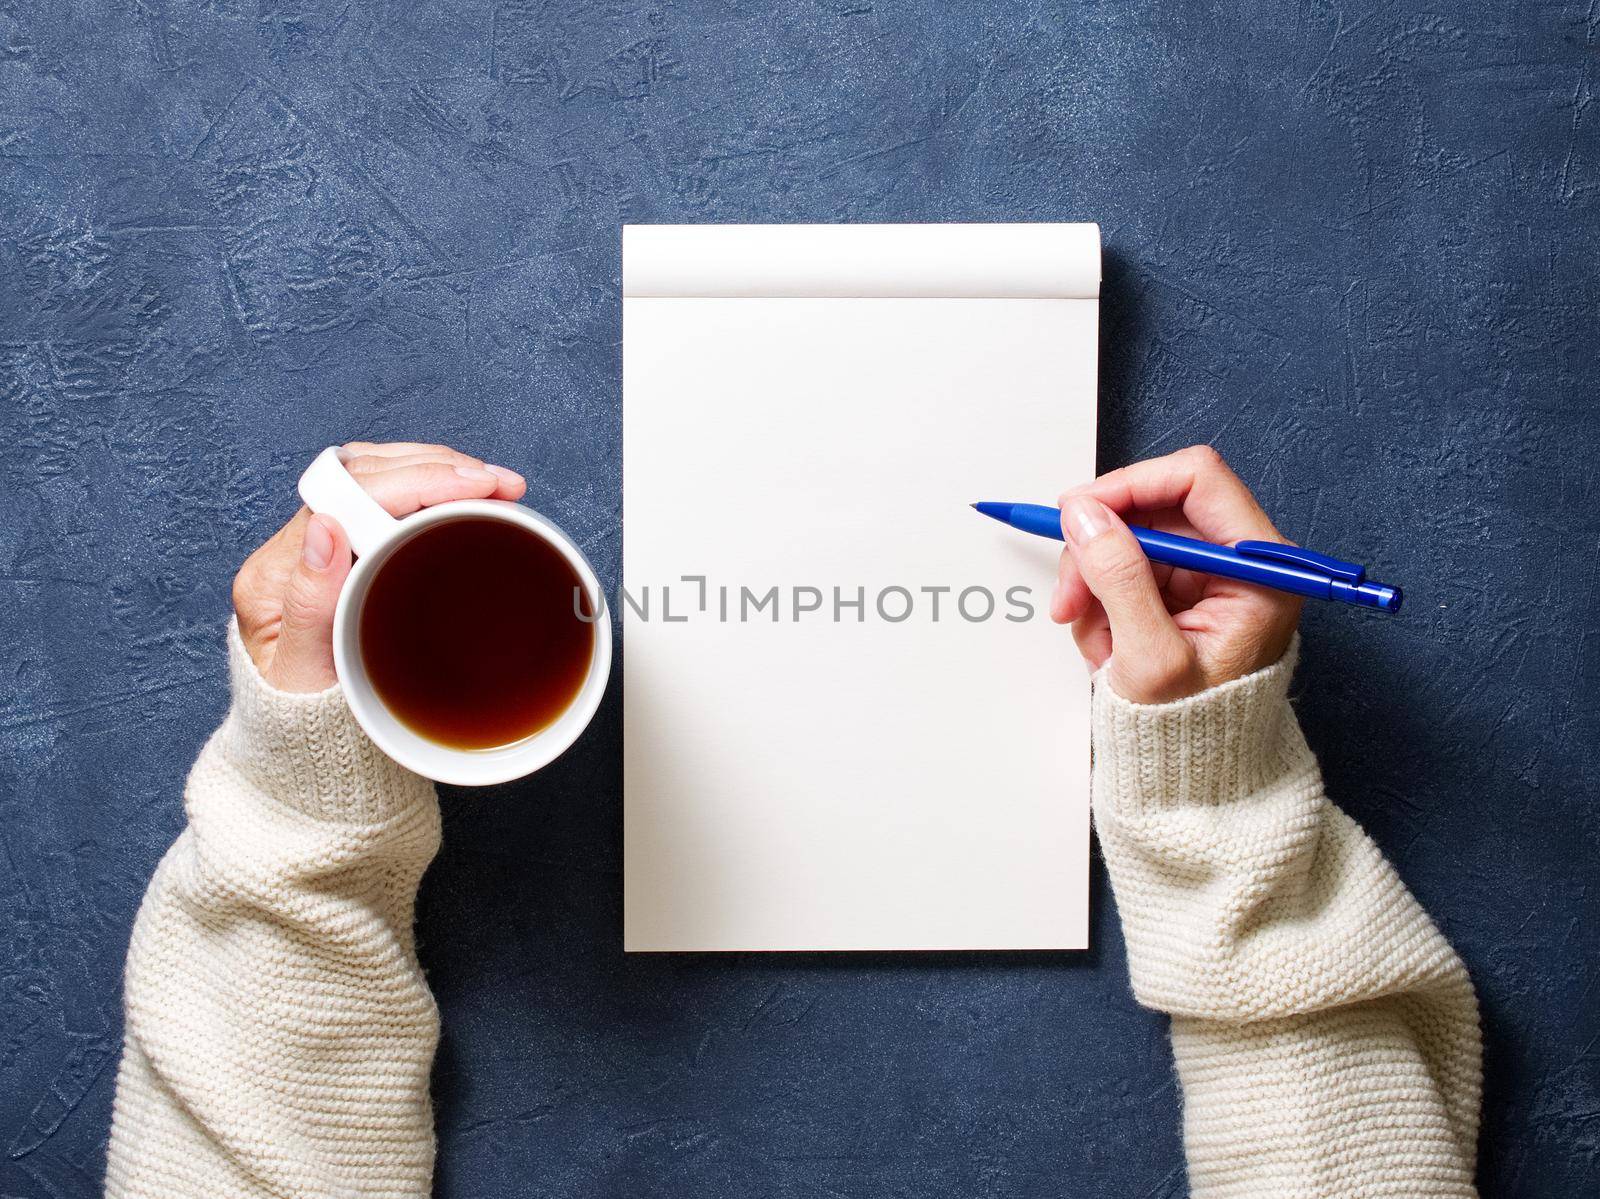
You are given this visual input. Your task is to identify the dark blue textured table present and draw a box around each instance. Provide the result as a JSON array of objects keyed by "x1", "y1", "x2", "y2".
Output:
[{"x1": 3, "y1": 3, "x2": 1597, "y2": 1196}]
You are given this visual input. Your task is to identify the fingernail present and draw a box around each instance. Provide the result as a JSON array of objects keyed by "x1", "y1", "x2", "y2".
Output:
[
  {"x1": 454, "y1": 465, "x2": 496, "y2": 483},
  {"x1": 303, "y1": 516, "x2": 334, "y2": 570},
  {"x1": 1061, "y1": 495, "x2": 1110, "y2": 547},
  {"x1": 1049, "y1": 577, "x2": 1065, "y2": 616},
  {"x1": 486, "y1": 464, "x2": 524, "y2": 486}
]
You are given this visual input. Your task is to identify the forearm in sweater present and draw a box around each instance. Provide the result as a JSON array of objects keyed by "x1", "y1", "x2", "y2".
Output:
[
  {"x1": 1092, "y1": 640, "x2": 1481, "y2": 1198},
  {"x1": 106, "y1": 621, "x2": 441, "y2": 1199}
]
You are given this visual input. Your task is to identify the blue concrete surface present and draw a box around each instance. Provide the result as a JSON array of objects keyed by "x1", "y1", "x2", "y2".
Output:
[{"x1": 2, "y1": 2, "x2": 1597, "y2": 1195}]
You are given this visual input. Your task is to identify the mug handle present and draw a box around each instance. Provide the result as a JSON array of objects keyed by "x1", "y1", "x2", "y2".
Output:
[{"x1": 297, "y1": 447, "x2": 399, "y2": 558}]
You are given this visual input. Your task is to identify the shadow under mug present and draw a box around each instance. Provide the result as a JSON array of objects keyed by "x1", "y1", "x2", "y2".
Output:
[{"x1": 297, "y1": 447, "x2": 612, "y2": 786}]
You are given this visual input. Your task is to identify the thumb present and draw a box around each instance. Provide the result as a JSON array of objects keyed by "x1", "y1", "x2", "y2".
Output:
[
  {"x1": 268, "y1": 514, "x2": 352, "y2": 692},
  {"x1": 1059, "y1": 496, "x2": 1199, "y2": 703}
]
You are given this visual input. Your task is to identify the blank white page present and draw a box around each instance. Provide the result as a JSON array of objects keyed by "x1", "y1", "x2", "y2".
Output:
[{"x1": 623, "y1": 224, "x2": 1099, "y2": 952}]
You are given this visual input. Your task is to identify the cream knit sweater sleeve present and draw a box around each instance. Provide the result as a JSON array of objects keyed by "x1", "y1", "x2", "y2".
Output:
[
  {"x1": 107, "y1": 628, "x2": 1480, "y2": 1198},
  {"x1": 106, "y1": 622, "x2": 442, "y2": 1199},
  {"x1": 1093, "y1": 640, "x2": 1481, "y2": 1198}
]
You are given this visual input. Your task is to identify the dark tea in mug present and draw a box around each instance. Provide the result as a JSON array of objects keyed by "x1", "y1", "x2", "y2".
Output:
[{"x1": 359, "y1": 518, "x2": 597, "y2": 750}]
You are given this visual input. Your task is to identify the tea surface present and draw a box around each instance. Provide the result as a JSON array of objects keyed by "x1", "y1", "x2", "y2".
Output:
[{"x1": 360, "y1": 518, "x2": 595, "y2": 750}]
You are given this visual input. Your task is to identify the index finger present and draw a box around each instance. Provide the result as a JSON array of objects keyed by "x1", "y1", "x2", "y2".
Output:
[
  {"x1": 357, "y1": 461, "x2": 505, "y2": 517},
  {"x1": 342, "y1": 440, "x2": 481, "y2": 467},
  {"x1": 1062, "y1": 445, "x2": 1282, "y2": 546}
]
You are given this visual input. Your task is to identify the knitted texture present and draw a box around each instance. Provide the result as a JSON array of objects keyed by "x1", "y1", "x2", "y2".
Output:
[
  {"x1": 106, "y1": 621, "x2": 442, "y2": 1199},
  {"x1": 108, "y1": 630, "x2": 1480, "y2": 1198},
  {"x1": 1093, "y1": 639, "x2": 1481, "y2": 1198}
]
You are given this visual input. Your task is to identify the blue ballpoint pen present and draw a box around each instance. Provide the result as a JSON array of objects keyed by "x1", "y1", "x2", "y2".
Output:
[{"x1": 972, "y1": 501, "x2": 1403, "y2": 613}]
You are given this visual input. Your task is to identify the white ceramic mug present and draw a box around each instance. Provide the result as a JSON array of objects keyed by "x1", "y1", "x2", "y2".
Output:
[{"x1": 297, "y1": 447, "x2": 612, "y2": 786}]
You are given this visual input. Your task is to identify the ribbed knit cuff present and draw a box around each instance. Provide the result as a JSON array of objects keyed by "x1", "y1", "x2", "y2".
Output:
[
  {"x1": 221, "y1": 619, "x2": 434, "y2": 823},
  {"x1": 1092, "y1": 636, "x2": 1308, "y2": 814}
]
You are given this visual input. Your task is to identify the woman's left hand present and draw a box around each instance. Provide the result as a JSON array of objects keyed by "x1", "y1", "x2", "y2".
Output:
[{"x1": 233, "y1": 442, "x2": 526, "y2": 693}]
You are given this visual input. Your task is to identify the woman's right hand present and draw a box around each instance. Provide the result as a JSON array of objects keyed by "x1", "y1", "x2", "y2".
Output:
[
  {"x1": 233, "y1": 442, "x2": 526, "y2": 693},
  {"x1": 1050, "y1": 446, "x2": 1304, "y2": 704}
]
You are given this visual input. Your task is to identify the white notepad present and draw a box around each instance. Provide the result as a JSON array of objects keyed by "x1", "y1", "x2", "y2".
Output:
[{"x1": 623, "y1": 224, "x2": 1100, "y2": 952}]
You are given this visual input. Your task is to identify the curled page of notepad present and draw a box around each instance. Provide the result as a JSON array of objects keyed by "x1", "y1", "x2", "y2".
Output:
[{"x1": 622, "y1": 223, "x2": 1100, "y2": 298}]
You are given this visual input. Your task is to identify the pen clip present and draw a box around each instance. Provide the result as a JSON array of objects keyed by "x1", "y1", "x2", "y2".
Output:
[{"x1": 1234, "y1": 541, "x2": 1366, "y2": 584}]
